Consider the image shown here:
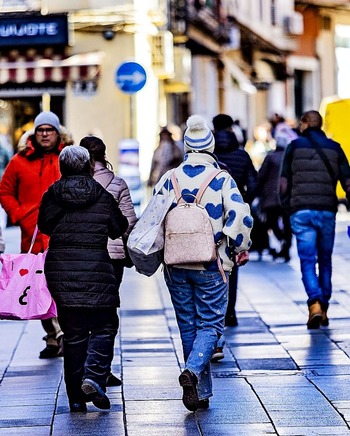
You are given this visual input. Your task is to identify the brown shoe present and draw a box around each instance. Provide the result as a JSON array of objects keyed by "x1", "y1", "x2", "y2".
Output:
[
  {"x1": 307, "y1": 301, "x2": 323, "y2": 329},
  {"x1": 321, "y1": 310, "x2": 329, "y2": 327}
]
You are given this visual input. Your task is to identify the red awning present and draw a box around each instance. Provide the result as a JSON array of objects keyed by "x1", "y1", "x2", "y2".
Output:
[{"x1": 0, "y1": 51, "x2": 104, "y2": 84}]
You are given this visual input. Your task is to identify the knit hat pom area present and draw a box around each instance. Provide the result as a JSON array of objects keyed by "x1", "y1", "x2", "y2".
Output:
[{"x1": 184, "y1": 115, "x2": 215, "y2": 153}]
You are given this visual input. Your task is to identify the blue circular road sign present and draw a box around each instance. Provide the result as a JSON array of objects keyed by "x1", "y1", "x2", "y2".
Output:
[{"x1": 115, "y1": 62, "x2": 147, "y2": 94}]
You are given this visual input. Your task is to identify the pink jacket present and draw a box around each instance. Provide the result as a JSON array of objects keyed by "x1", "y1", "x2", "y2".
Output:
[{"x1": 93, "y1": 161, "x2": 137, "y2": 259}]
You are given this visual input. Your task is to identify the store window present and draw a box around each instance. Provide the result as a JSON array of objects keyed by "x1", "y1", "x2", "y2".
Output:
[{"x1": 0, "y1": 96, "x2": 64, "y2": 152}]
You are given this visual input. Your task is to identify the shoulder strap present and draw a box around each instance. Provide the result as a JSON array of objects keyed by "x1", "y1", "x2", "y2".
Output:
[
  {"x1": 170, "y1": 171, "x2": 182, "y2": 202},
  {"x1": 171, "y1": 169, "x2": 225, "y2": 204},
  {"x1": 104, "y1": 174, "x2": 115, "y2": 189},
  {"x1": 28, "y1": 225, "x2": 38, "y2": 253},
  {"x1": 307, "y1": 137, "x2": 335, "y2": 182},
  {"x1": 196, "y1": 169, "x2": 224, "y2": 203}
]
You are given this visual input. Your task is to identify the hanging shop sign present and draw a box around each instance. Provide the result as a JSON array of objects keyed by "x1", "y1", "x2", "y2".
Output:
[{"x1": 0, "y1": 14, "x2": 68, "y2": 47}]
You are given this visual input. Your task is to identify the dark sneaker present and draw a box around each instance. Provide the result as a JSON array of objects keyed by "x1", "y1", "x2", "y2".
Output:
[
  {"x1": 106, "y1": 373, "x2": 122, "y2": 387},
  {"x1": 81, "y1": 378, "x2": 110, "y2": 410},
  {"x1": 179, "y1": 369, "x2": 199, "y2": 412},
  {"x1": 225, "y1": 314, "x2": 238, "y2": 327},
  {"x1": 198, "y1": 399, "x2": 210, "y2": 409},
  {"x1": 69, "y1": 402, "x2": 87, "y2": 413},
  {"x1": 39, "y1": 336, "x2": 63, "y2": 359},
  {"x1": 39, "y1": 345, "x2": 63, "y2": 359},
  {"x1": 211, "y1": 347, "x2": 224, "y2": 362}
]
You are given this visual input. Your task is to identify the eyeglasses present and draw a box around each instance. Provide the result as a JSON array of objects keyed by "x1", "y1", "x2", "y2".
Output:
[{"x1": 36, "y1": 128, "x2": 56, "y2": 135}]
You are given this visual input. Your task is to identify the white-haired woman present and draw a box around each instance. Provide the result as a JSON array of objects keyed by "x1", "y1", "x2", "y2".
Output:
[{"x1": 38, "y1": 146, "x2": 128, "y2": 413}]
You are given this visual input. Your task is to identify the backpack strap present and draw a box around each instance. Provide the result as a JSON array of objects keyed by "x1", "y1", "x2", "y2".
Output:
[
  {"x1": 196, "y1": 169, "x2": 225, "y2": 203},
  {"x1": 170, "y1": 171, "x2": 183, "y2": 203},
  {"x1": 196, "y1": 169, "x2": 227, "y2": 283},
  {"x1": 171, "y1": 169, "x2": 226, "y2": 204}
]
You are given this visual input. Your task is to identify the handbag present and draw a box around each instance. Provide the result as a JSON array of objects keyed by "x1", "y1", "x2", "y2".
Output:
[
  {"x1": 0, "y1": 226, "x2": 57, "y2": 320},
  {"x1": 127, "y1": 177, "x2": 175, "y2": 276},
  {"x1": 122, "y1": 235, "x2": 134, "y2": 268}
]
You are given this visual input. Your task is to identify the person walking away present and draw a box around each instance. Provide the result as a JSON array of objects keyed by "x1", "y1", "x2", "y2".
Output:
[
  {"x1": 211, "y1": 113, "x2": 257, "y2": 363},
  {"x1": 38, "y1": 146, "x2": 128, "y2": 412},
  {"x1": 0, "y1": 111, "x2": 73, "y2": 358},
  {"x1": 147, "y1": 126, "x2": 184, "y2": 188},
  {"x1": 280, "y1": 110, "x2": 350, "y2": 329},
  {"x1": 153, "y1": 114, "x2": 253, "y2": 411},
  {"x1": 258, "y1": 135, "x2": 293, "y2": 262},
  {"x1": 80, "y1": 135, "x2": 137, "y2": 386}
]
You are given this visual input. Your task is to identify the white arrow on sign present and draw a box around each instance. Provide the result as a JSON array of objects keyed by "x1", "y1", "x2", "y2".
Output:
[{"x1": 117, "y1": 71, "x2": 146, "y2": 85}]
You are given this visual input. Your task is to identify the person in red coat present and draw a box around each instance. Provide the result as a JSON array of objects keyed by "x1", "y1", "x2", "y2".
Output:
[{"x1": 0, "y1": 111, "x2": 72, "y2": 358}]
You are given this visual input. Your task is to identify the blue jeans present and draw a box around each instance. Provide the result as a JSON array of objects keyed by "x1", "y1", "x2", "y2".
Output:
[
  {"x1": 164, "y1": 267, "x2": 228, "y2": 400},
  {"x1": 290, "y1": 210, "x2": 336, "y2": 307}
]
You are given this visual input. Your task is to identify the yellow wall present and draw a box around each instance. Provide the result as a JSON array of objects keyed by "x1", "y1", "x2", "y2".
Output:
[
  {"x1": 322, "y1": 98, "x2": 350, "y2": 200},
  {"x1": 65, "y1": 30, "x2": 160, "y2": 181}
]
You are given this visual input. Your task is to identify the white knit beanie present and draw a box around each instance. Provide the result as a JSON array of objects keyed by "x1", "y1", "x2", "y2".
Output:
[
  {"x1": 34, "y1": 111, "x2": 60, "y2": 133},
  {"x1": 184, "y1": 115, "x2": 215, "y2": 153}
]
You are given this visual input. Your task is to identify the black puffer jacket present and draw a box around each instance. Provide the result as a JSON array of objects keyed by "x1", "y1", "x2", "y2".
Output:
[
  {"x1": 38, "y1": 174, "x2": 128, "y2": 308},
  {"x1": 214, "y1": 130, "x2": 258, "y2": 204},
  {"x1": 280, "y1": 127, "x2": 350, "y2": 214}
]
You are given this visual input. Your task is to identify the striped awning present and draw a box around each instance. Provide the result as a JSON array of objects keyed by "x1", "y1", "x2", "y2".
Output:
[{"x1": 0, "y1": 51, "x2": 103, "y2": 84}]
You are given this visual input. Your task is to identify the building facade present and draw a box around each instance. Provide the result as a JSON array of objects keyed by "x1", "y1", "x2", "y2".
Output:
[{"x1": 0, "y1": 0, "x2": 349, "y2": 183}]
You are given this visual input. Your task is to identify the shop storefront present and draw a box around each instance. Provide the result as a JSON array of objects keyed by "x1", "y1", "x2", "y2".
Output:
[{"x1": 0, "y1": 12, "x2": 101, "y2": 150}]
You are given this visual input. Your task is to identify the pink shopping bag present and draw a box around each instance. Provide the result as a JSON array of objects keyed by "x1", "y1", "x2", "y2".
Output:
[{"x1": 0, "y1": 250, "x2": 57, "y2": 320}]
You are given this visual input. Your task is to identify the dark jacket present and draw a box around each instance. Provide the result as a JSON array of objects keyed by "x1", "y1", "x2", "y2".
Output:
[
  {"x1": 214, "y1": 130, "x2": 258, "y2": 204},
  {"x1": 38, "y1": 174, "x2": 128, "y2": 308},
  {"x1": 280, "y1": 127, "x2": 350, "y2": 214},
  {"x1": 258, "y1": 146, "x2": 286, "y2": 210}
]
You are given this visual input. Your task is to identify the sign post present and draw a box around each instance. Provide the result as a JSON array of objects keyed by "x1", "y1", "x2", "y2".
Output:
[
  {"x1": 115, "y1": 62, "x2": 147, "y2": 215},
  {"x1": 115, "y1": 62, "x2": 147, "y2": 138}
]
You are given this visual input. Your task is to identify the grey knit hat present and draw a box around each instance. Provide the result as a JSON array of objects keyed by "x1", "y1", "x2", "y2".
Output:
[{"x1": 34, "y1": 111, "x2": 60, "y2": 133}]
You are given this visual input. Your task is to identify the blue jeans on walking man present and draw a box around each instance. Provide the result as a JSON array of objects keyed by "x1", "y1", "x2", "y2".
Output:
[
  {"x1": 164, "y1": 267, "x2": 228, "y2": 400},
  {"x1": 290, "y1": 210, "x2": 336, "y2": 308}
]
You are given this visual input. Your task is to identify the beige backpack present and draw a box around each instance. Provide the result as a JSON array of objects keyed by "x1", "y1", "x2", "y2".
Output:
[{"x1": 164, "y1": 170, "x2": 226, "y2": 281}]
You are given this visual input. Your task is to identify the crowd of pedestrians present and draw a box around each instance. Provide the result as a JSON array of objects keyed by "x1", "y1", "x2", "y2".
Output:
[{"x1": 0, "y1": 107, "x2": 349, "y2": 415}]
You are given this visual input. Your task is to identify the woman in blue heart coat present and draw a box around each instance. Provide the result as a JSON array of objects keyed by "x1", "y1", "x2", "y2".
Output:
[{"x1": 152, "y1": 115, "x2": 253, "y2": 411}]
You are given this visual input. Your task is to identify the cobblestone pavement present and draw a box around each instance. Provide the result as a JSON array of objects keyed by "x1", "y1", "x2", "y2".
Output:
[{"x1": 0, "y1": 212, "x2": 350, "y2": 435}]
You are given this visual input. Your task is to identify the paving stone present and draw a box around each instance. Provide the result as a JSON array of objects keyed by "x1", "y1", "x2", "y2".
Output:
[
  {"x1": 277, "y1": 427, "x2": 350, "y2": 436},
  {"x1": 199, "y1": 423, "x2": 277, "y2": 435},
  {"x1": 0, "y1": 427, "x2": 51, "y2": 435}
]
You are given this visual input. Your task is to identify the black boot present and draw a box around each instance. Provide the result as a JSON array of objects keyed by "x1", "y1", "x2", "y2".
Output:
[
  {"x1": 39, "y1": 335, "x2": 64, "y2": 359},
  {"x1": 106, "y1": 373, "x2": 122, "y2": 387}
]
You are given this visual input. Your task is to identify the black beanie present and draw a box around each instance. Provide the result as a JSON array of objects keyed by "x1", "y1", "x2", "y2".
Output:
[{"x1": 212, "y1": 114, "x2": 234, "y2": 131}]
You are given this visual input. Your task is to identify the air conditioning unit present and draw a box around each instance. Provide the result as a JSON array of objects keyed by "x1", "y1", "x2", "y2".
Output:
[
  {"x1": 151, "y1": 31, "x2": 175, "y2": 79},
  {"x1": 283, "y1": 12, "x2": 304, "y2": 36}
]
